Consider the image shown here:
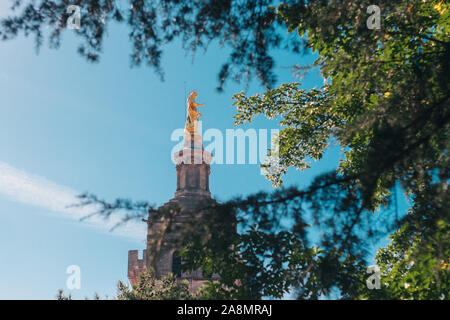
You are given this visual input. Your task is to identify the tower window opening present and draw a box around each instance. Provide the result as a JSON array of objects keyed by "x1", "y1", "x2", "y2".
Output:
[{"x1": 172, "y1": 251, "x2": 182, "y2": 277}]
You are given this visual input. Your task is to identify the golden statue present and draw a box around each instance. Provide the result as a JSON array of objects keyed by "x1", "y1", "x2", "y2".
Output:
[{"x1": 185, "y1": 90, "x2": 205, "y2": 135}]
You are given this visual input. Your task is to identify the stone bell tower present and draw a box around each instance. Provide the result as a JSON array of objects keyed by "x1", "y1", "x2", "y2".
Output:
[{"x1": 128, "y1": 92, "x2": 219, "y2": 292}]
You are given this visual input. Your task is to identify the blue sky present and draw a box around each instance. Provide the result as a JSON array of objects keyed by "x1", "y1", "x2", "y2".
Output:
[{"x1": 0, "y1": 4, "x2": 408, "y2": 299}]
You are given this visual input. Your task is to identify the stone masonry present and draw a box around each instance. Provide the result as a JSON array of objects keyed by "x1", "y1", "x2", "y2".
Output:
[{"x1": 128, "y1": 131, "x2": 220, "y2": 292}]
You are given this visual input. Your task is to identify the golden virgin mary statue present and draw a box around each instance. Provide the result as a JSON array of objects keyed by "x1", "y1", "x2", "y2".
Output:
[{"x1": 184, "y1": 90, "x2": 205, "y2": 135}]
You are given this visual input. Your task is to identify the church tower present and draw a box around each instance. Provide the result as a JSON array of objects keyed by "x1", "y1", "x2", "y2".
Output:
[{"x1": 128, "y1": 91, "x2": 218, "y2": 292}]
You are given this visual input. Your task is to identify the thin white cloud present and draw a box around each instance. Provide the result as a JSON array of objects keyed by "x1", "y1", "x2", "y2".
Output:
[{"x1": 0, "y1": 161, "x2": 146, "y2": 241}]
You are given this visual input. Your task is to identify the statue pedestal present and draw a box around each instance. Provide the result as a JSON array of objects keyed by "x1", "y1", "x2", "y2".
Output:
[
  {"x1": 183, "y1": 132, "x2": 202, "y2": 148},
  {"x1": 174, "y1": 133, "x2": 212, "y2": 165}
]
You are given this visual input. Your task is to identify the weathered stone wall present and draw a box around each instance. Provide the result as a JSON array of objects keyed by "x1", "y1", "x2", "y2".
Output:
[
  {"x1": 128, "y1": 249, "x2": 147, "y2": 286},
  {"x1": 128, "y1": 145, "x2": 219, "y2": 292}
]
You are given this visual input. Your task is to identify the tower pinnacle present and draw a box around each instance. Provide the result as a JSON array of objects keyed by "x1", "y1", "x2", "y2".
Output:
[{"x1": 128, "y1": 90, "x2": 217, "y2": 290}]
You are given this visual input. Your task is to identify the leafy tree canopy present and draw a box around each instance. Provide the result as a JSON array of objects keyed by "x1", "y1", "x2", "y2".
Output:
[
  {"x1": 117, "y1": 270, "x2": 198, "y2": 300},
  {"x1": 230, "y1": 0, "x2": 449, "y2": 299},
  {"x1": 5, "y1": 0, "x2": 448, "y2": 299},
  {"x1": 0, "y1": 0, "x2": 306, "y2": 90}
]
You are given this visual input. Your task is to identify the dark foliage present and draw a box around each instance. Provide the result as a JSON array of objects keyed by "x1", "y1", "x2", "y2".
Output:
[
  {"x1": 5, "y1": 0, "x2": 448, "y2": 299},
  {"x1": 0, "y1": 0, "x2": 307, "y2": 90}
]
